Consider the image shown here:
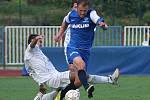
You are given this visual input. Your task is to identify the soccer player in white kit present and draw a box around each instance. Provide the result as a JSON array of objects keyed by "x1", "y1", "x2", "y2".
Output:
[
  {"x1": 24, "y1": 34, "x2": 82, "y2": 100},
  {"x1": 25, "y1": 34, "x2": 120, "y2": 100}
]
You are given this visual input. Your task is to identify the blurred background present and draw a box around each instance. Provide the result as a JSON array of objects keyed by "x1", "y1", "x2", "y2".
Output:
[
  {"x1": 0, "y1": 0, "x2": 150, "y2": 70},
  {"x1": 0, "y1": 0, "x2": 150, "y2": 73},
  {"x1": 0, "y1": 1, "x2": 150, "y2": 100},
  {"x1": 0, "y1": 0, "x2": 150, "y2": 26}
]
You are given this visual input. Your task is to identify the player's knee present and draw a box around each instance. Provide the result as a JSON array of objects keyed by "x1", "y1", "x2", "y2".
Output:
[
  {"x1": 74, "y1": 75, "x2": 81, "y2": 88},
  {"x1": 74, "y1": 80, "x2": 81, "y2": 88},
  {"x1": 73, "y1": 57, "x2": 85, "y2": 70},
  {"x1": 70, "y1": 72, "x2": 76, "y2": 81},
  {"x1": 69, "y1": 65, "x2": 77, "y2": 72}
]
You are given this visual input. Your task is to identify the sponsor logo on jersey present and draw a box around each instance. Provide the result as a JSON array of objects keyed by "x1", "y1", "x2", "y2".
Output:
[
  {"x1": 71, "y1": 24, "x2": 89, "y2": 29},
  {"x1": 83, "y1": 17, "x2": 89, "y2": 23}
]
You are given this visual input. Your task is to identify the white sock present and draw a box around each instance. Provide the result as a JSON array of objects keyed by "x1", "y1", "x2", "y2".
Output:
[
  {"x1": 34, "y1": 92, "x2": 43, "y2": 100},
  {"x1": 88, "y1": 75, "x2": 112, "y2": 84},
  {"x1": 42, "y1": 91, "x2": 57, "y2": 100}
]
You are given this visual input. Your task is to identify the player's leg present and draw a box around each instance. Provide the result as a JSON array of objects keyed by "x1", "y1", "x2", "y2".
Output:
[
  {"x1": 74, "y1": 56, "x2": 89, "y2": 88},
  {"x1": 65, "y1": 47, "x2": 94, "y2": 98},
  {"x1": 33, "y1": 84, "x2": 61, "y2": 100},
  {"x1": 34, "y1": 90, "x2": 57, "y2": 100},
  {"x1": 65, "y1": 47, "x2": 89, "y2": 89},
  {"x1": 59, "y1": 70, "x2": 81, "y2": 100},
  {"x1": 88, "y1": 75, "x2": 112, "y2": 84},
  {"x1": 69, "y1": 64, "x2": 81, "y2": 88},
  {"x1": 64, "y1": 47, "x2": 81, "y2": 88},
  {"x1": 73, "y1": 55, "x2": 94, "y2": 98},
  {"x1": 69, "y1": 64, "x2": 120, "y2": 84},
  {"x1": 59, "y1": 82, "x2": 77, "y2": 100},
  {"x1": 42, "y1": 91, "x2": 57, "y2": 100},
  {"x1": 88, "y1": 68, "x2": 119, "y2": 84},
  {"x1": 88, "y1": 68, "x2": 120, "y2": 84}
]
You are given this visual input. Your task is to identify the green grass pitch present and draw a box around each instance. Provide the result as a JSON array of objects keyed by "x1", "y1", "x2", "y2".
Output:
[{"x1": 0, "y1": 76, "x2": 150, "y2": 100}]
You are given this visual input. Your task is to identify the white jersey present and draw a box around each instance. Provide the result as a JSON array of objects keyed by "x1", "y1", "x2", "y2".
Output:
[{"x1": 24, "y1": 44, "x2": 59, "y2": 85}]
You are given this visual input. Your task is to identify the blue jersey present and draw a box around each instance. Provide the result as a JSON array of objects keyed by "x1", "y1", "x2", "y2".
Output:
[{"x1": 65, "y1": 9, "x2": 104, "y2": 49}]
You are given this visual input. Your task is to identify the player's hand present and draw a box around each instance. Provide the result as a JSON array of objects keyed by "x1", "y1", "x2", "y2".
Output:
[
  {"x1": 54, "y1": 35, "x2": 61, "y2": 42},
  {"x1": 39, "y1": 84, "x2": 47, "y2": 94},
  {"x1": 36, "y1": 35, "x2": 44, "y2": 40},
  {"x1": 99, "y1": 22, "x2": 108, "y2": 30}
]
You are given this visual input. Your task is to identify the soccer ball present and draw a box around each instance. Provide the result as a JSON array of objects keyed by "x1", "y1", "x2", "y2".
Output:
[{"x1": 65, "y1": 89, "x2": 80, "y2": 100}]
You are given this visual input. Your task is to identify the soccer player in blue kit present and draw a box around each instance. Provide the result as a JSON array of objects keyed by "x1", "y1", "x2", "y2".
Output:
[{"x1": 55, "y1": 0, "x2": 110, "y2": 98}]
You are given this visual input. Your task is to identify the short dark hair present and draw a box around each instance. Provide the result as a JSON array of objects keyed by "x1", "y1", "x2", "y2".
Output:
[
  {"x1": 77, "y1": 0, "x2": 90, "y2": 7},
  {"x1": 28, "y1": 34, "x2": 39, "y2": 44},
  {"x1": 71, "y1": 0, "x2": 78, "y2": 8}
]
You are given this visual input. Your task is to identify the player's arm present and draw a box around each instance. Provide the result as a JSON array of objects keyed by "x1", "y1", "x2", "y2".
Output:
[
  {"x1": 54, "y1": 16, "x2": 69, "y2": 42},
  {"x1": 30, "y1": 35, "x2": 43, "y2": 48},
  {"x1": 90, "y1": 10, "x2": 108, "y2": 30}
]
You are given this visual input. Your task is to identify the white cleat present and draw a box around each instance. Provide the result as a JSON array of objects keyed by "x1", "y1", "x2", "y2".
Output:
[{"x1": 110, "y1": 68, "x2": 120, "y2": 85}]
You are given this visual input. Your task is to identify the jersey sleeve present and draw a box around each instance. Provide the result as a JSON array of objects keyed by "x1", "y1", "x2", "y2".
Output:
[
  {"x1": 64, "y1": 11, "x2": 71, "y2": 24},
  {"x1": 26, "y1": 44, "x2": 32, "y2": 52},
  {"x1": 90, "y1": 10, "x2": 104, "y2": 25},
  {"x1": 63, "y1": 16, "x2": 66, "y2": 23},
  {"x1": 26, "y1": 44, "x2": 39, "y2": 52}
]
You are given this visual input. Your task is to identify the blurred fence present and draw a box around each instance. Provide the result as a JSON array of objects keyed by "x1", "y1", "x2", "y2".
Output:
[
  {"x1": 4, "y1": 26, "x2": 61, "y2": 65},
  {"x1": 0, "y1": 26, "x2": 4, "y2": 65},
  {"x1": 4, "y1": 26, "x2": 122, "y2": 65},
  {"x1": 1, "y1": 25, "x2": 150, "y2": 67},
  {"x1": 94, "y1": 26, "x2": 122, "y2": 46},
  {"x1": 124, "y1": 26, "x2": 150, "y2": 46}
]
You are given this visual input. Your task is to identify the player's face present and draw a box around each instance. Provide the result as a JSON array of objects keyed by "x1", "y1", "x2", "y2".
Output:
[
  {"x1": 37, "y1": 39, "x2": 43, "y2": 47},
  {"x1": 77, "y1": 4, "x2": 89, "y2": 18}
]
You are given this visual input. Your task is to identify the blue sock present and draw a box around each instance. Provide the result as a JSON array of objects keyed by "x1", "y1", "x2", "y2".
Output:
[{"x1": 78, "y1": 70, "x2": 89, "y2": 89}]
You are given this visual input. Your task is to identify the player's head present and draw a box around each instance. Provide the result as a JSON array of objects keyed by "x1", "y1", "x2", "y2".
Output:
[
  {"x1": 71, "y1": 0, "x2": 78, "y2": 10},
  {"x1": 77, "y1": 0, "x2": 90, "y2": 18},
  {"x1": 28, "y1": 34, "x2": 43, "y2": 47},
  {"x1": 28, "y1": 34, "x2": 39, "y2": 44}
]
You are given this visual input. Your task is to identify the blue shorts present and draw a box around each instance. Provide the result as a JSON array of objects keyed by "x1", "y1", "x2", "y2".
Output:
[{"x1": 64, "y1": 47, "x2": 90, "y2": 67}]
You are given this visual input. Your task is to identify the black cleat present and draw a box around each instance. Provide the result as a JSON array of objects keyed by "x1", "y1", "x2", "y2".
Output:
[{"x1": 86, "y1": 84, "x2": 94, "y2": 98}]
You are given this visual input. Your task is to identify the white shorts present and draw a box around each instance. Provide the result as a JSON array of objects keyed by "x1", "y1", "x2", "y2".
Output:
[{"x1": 45, "y1": 71, "x2": 70, "y2": 89}]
